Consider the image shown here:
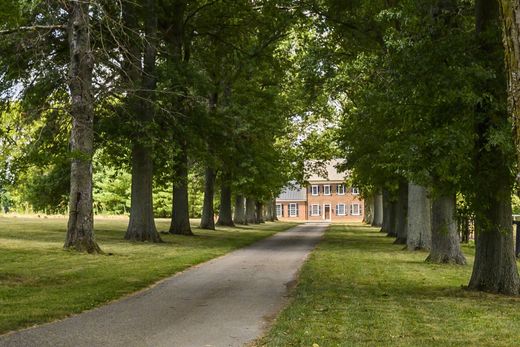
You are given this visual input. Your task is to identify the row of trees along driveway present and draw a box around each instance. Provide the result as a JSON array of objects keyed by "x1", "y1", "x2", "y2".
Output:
[{"x1": 4, "y1": 0, "x2": 520, "y2": 296}]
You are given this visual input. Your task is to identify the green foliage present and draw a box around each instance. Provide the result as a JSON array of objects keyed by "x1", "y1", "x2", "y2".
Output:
[{"x1": 512, "y1": 195, "x2": 520, "y2": 215}]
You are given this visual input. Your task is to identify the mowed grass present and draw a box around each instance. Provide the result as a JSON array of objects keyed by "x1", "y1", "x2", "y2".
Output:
[
  {"x1": 0, "y1": 215, "x2": 297, "y2": 334},
  {"x1": 261, "y1": 224, "x2": 520, "y2": 347}
]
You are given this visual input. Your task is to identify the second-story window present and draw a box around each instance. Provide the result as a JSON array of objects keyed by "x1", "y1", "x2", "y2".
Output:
[
  {"x1": 324, "y1": 185, "x2": 331, "y2": 195},
  {"x1": 352, "y1": 187, "x2": 359, "y2": 195},
  {"x1": 337, "y1": 184, "x2": 345, "y2": 195},
  {"x1": 311, "y1": 185, "x2": 319, "y2": 196}
]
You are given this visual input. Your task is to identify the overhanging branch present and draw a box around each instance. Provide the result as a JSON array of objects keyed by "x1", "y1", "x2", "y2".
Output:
[{"x1": 0, "y1": 25, "x2": 66, "y2": 35}]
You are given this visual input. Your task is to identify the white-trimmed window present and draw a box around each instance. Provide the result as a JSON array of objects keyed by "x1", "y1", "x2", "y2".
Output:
[
  {"x1": 276, "y1": 204, "x2": 283, "y2": 217},
  {"x1": 310, "y1": 204, "x2": 320, "y2": 216},
  {"x1": 337, "y1": 184, "x2": 345, "y2": 195},
  {"x1": 323, "y1": 185, "x2": 331, "y2": 195},
  {"x1": 351, "y1": 203, "x2": 361, "y2": 216},
  {"x1": 289, "y1": 203, "x2": 298, "y2": 217},
  {"x1": 336, "y1": 204, "x2": 346, "y2": 216},
  {"x1": 311, "y1": 185, "x2": 319, "y2": 196},
  {"x1": 352, "y1": 187, "x2": 359, "y2": 195}
]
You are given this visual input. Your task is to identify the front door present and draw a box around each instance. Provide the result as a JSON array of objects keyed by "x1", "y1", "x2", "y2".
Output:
[{"x1": 324, "y1": 204, "x2": 331, "y2": 221}]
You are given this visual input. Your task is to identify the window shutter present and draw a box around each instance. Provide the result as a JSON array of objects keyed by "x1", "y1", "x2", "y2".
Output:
[
  {"x1": 335, "y1": 204, "x2": 339, "y2": 215},
  {"x1": 281, "y1": 204, "x2": 284, "y2": 217},
  {"x1": 319, "y1": 205, "x2": 322, "y2": 215},
  {"x1": 296, "y1": 204, "x2": 299, "y2": 217}
]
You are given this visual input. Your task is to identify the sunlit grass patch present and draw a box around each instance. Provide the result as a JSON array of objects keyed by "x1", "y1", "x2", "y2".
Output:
[{"x1": 261, "y1": 224, "x2": 520, "y2": 347}]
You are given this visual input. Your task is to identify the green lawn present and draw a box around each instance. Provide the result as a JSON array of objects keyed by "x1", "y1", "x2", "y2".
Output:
[
  {"x1": 0, "y1": 215, "x2": 297, "y2": 334},
  {"x1": 261, "y1": 224, "x2": 520, "y2": 347}
]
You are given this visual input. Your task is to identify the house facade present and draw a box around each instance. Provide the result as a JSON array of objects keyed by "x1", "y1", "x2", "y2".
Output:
[{"x1": 276, "y1": 160, "x2": 364, "y2": 223}]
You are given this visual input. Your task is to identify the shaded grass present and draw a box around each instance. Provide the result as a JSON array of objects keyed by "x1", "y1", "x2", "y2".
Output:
[
  {"x1": 0, "y1": 216, "x2": 297, "y2": 334},
  {"x1": 261, "y1": 224, "x2": 520, "y2": 347}
]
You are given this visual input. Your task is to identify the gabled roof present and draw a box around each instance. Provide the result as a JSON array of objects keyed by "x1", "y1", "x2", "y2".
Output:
[
  {"x1": 277, "y1": 182, "x2": 307, "y2": 201},
  {"x1": 306, "y1": 159, "x2": 349, "y2": 183}
]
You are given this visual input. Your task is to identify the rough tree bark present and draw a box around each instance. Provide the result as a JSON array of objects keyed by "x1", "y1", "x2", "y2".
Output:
[
  {"x1": 393, "y1": 180, "x2": 408, "y2": 245},
  {"x1": 264, "y1": 200, "x2": 273, "y2": 221},
  {"x1": 255, "y1": 202, "x2": 265, "y2": 224},
  {"x1": 246, "y1": 197, "x2": 257, "y2": 224},
  {"x1": 468, "y1": 0, "x2": 520, "y2": 294},
  {"x1": 200, "y1": 166, "x2": 216, "y2": 230},
  {"x1": 64, "y1": 0, "x2": 101, "y2": 253},
  {"x1": 498, "y1": 0, "x2": 520, "y2": 167},
  {"x1": 426, "y1": 194, "x2": 466, "y2": 264},
  {"x1": 233, "y1": 195, "x2": 247, "y2": 225},
  {"x1": 124, "y1": 0, "x2": 162, "y2": 242},
  {"x1": 406, "y1": 183, "x2": 431, "y2": 251},
  {"x1": 382, "y1": 189, "x2": 395, "y2": 236},
  {"x1": 169, "y1": 144, "x2": 193, "y2": 235},
  {"x1": 216, "y1": 172, "x2": 234, "y2": 227},
  {"x1": 372, "y1": 190, "x2": 383, "y2": 227},
  {"x1": 363, "y1": 194, "x2": 374, "y2": 225},
  {"x1": 272, "y1": 199, "x2": 278, "y2": 221}
]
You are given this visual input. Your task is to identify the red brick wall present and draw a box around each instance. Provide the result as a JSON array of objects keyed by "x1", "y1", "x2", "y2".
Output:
[{"x1": 307, "y1": 183, "x2": 364, "y2": 222}]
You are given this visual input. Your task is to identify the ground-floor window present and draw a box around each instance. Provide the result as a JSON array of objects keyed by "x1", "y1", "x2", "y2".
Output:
[
  {"x1": 289, "y1": 203, "x2": 298, "y2": 217},
  {"x1": 276, "y1": 204, "x2": 282, "y2": 217},
  {"x1": 336, "y1": 203, "x2": 346, "y2": 216},
  {"x1": 310, "y1": 204, "x2": 320, "y2": 216},
  {"x1": 351, "y1": 203, "x2": 361, "y2": 216}
]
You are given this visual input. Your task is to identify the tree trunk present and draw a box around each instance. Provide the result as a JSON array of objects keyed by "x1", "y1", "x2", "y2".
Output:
[
  {"x1": 467, "y1": 0, "x2": 520, "y2": 294},
  {"x1": 169, "y1": 145, "x2": 193, "y2": 235},
  {"x1": 406, "y1": 183, "x2": 431, "y2": 251},
  {"x1": 363, "y1": 194, "x2": 374, "y2": 225},
  {"x1": 64, "y1": 0, "x2": 101, "y2": 253},
  {"x1": 233, "y1": 195, "x2": 247, "y2": 225},
  {"x1": 200, "y1": 166, "x2": 216, "y2": 230},
  {"x1": 246, "y1": 197, "x2": 257, "y2": 224},
  {"x1": 499, "y1": 0, "x2": 520, "y2": 168},
  {"x1": 216, "y1": 172, "x2": 234, "y2": 227},
  {"x1": 469, "y1": 188, "x2": 519, "y2": 294},
  {"x1": 255, "y1": 202, "x2": 265, "y2": 224},
  {"x1": 372, "y1": 191, "x2": 383, "y2": 227},
  {"x1": 272, "y1": 199, "x2": 278, "y2": 221},
  {"x1": 393, "y1": 181, "x2": 408, "y2": 244},
  {"x1": 124, "y1": 0, "x2": 161, "y2": 243},
  {"x1": 264, "y1": 200, "x2": 273, "y2": 221},
  {"x1": 426, "y1": 194, "x2": 466, "y2": 264},
  {"x1": 382, "y1": 189, "x2": 395, "y2": 236},
  {"x1": 126, "y1": 145, "x2": 162, "y2": 242}
]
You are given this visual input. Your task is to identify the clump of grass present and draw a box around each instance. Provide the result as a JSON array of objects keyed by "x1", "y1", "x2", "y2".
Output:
[
  {"x1": 261, "y1": 224, "x2": 520, "y2": 347},
  {"x1": 0, "y1": 216, "x2": 297, "y2": 334}
]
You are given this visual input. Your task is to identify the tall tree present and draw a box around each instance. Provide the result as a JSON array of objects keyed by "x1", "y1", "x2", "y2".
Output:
[
  {"x1": 64, "y1": 0, "x2": 101, "y2": 253},
  {"x1": 124, "y1": 0, "x2": 162, "y2": 242},
  {"x1": 468, "y1": 0, "x2": 520, "y2": 294}
]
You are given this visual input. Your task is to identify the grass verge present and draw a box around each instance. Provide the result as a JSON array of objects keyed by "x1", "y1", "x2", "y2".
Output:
[
  {"x1": 0, "y1": 216, "x2": 297, "y2": 334},
  {"x1": 260, "y1": 224, "x2": 520, "y2": 347}
]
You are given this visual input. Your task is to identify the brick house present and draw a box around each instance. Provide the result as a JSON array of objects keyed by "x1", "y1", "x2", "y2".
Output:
[{"x1": 276, "y1": 160, "x2": 364, "y2": 222}]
